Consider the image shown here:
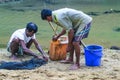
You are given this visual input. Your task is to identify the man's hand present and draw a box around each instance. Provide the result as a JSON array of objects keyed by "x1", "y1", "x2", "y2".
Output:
[
  {"x1": 36, "y1": 56, "x2": 49, "y2": 62},
  {"x1": 36, "y1": 56, "x2": 43, "y2": 59},
  {"x1": 52, "y1": 35, "x2": 58, "y2": 41},
  {"x1": 43, "y1": 56, "x2": 49, "y2": 62}
]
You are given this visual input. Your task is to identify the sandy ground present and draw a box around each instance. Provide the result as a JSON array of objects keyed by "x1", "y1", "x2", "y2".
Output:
[{"x1": 0, "y1": 48, "x2": 120, "y2": 80}]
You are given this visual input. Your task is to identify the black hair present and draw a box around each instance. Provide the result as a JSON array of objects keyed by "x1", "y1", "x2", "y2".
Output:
[
  {"x1": 26, "y1": 22, "x2": 38, "y2": 33},
  {"x1": 41, "y1": 9, "x2": 52, "y2": 20}
]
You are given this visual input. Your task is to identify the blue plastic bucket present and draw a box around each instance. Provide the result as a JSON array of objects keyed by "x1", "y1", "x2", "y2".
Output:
[{"x1": 84, "y1": 44, "x2": 103, "y2": 66}]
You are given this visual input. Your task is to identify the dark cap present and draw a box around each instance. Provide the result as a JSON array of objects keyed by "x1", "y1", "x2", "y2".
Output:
[{"x1": 41, "y1": 9, "x2": 52, "y2": 20}]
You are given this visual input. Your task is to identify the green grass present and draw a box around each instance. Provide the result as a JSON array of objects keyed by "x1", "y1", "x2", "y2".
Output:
[
  {"x1": 84, "y1": 13, "x2": 120, "y2": 48},
  {"x1": 0, "y1": 0, "x2": 120, "y2": 49}
]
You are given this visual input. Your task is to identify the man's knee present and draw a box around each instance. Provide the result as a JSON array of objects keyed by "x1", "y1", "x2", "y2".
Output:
[
  {"x1": 10, "y1": 38, "x2": 20, "y2": 50},
  {"x1": 12, "y1": 38, "x2": 20, "y2": 43}
]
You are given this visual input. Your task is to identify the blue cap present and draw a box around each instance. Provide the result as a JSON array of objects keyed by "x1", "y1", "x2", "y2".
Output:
[{"x1": 41, "y1": 9, "x2": 52, "y2": 20}]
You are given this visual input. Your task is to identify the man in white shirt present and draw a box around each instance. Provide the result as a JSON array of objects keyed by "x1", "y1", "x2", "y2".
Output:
[
  {"x1": 41, "y1": 8, "x2": 92, "y2": 70},
  {"x1": 7, "y1": 22, "x2": 48, "y2": 61}
]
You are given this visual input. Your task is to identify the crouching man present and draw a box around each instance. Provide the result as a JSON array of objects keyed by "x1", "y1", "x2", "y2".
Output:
[{"x1": 7, "y1": 22, "x2": 48, "y2": 61}]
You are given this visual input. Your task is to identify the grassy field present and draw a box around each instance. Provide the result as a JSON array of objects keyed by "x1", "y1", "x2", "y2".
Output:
[{"x1": 0, "y1": 0, "x2": 120, "y2": 49}]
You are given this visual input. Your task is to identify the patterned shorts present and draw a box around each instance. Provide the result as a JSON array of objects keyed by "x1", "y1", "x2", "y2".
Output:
[{"x1": 73, "y1": 22, "x2": 91, "y2": 42}]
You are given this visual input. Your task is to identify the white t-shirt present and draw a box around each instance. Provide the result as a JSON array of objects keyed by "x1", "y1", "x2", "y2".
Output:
[{"x1": 9, "y1": 28, "x2": 36, "y2": 44}]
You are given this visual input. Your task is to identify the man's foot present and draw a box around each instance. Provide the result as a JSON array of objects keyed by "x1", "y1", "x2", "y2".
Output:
[
  {"x1": 60, "y1": 59, "x2": 73, "y2": 64},
  {"x1": 9, "y1": 55, "x2": 18, "y2": 60},
  {"x1": 69, "y1": 64, "x2": 80, "y2": 70}
]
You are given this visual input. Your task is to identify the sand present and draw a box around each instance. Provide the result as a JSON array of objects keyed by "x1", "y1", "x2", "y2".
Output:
[{"x1": 0, "y1": 48, "x2": 120, "y2": 80}]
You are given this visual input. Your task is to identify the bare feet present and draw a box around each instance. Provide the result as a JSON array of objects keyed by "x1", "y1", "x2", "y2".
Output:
[
  {"x1": 69, "y1": 64, "x2": 80, "y2": 70},
  {"x1": 9, "y1": 55, "x2": 18, "y2": 60},
  {"x1": 60, "y1": 59, "x2": 73, "y2": 64}
]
